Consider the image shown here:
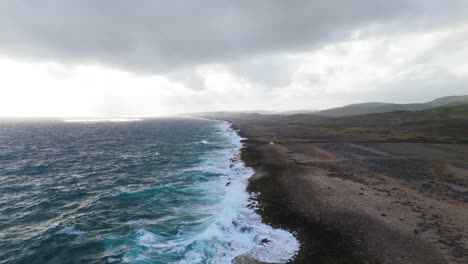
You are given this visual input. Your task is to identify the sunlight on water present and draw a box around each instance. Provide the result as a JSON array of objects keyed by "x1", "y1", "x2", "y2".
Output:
[{"x1": 63, "y1": 118, "x2": 142, "y2": 122}]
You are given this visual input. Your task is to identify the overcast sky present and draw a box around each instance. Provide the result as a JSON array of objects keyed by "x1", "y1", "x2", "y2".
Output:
[{"x1": 0, "y1": 0, "x2": 467, "y2": 117}]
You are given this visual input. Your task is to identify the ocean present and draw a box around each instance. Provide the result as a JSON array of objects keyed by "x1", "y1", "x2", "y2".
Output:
[{"x1": 0, "y1": 118, "x2": 298, "y2": 264}]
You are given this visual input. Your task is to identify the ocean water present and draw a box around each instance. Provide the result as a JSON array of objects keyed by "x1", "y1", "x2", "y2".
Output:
[{"x1": 0, "y1": 118, "x2": 298, "y2": 264}]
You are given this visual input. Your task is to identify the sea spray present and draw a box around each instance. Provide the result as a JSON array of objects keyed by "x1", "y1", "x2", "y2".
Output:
[{"x1": 174, "y1": 121, "x2": 300, "y2": 263}]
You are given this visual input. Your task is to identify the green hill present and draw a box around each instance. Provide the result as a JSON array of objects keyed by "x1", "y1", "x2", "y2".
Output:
[
  {"x1": 315, "y1": 95, "x2": 468, "y2": 117},
  {"x1": 425, "y1": 95, "x2": 468, "y2": 107},
  {"x1": 307, "y1": 104, "x2": 468, "y2": 142}
]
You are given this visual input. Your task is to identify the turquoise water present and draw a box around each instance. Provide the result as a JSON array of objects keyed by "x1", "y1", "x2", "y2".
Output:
[{"x1": 0, "y1": 118, "x2": 298, "y2": 264}]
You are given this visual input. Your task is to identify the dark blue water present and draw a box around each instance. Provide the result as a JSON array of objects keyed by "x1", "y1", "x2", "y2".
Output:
[{"x1": 0, "y1": 118, "x2": 298, "y2": 264}]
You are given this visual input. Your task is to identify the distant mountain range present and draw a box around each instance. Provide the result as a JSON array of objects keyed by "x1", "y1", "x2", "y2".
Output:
[
  {"x1": 188, "y1": 95, "x2": 468, "y2": 118},
  {"x1": 184, "y1": 109, "x2": 318, "y2": 117},
  {"x1": 220, "y1": 103, "x2": 468, "y2": 143},
  {"x1": 314, "y1": 95, "x2": 468, "y2": 117}
]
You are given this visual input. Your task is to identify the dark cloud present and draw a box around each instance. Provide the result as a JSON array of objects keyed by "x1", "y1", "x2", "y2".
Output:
[{"x1": 1, "y1": 0, "x2": 466, "y2": 74}]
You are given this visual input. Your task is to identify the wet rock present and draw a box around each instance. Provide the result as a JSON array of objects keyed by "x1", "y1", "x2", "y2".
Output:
[{"x1": 231, "y1": 255, "x2": 267, "y2": 264}]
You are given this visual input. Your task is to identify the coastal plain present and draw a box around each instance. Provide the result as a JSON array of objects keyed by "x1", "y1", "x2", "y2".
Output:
[{"x1": 217, "y1": 105, "x2": 468, "y2": 263}]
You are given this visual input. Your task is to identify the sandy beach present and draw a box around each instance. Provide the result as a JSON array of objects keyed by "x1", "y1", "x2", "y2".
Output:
[{"x1": 226, "y1": 117, "x2": 468, "y2": 264}]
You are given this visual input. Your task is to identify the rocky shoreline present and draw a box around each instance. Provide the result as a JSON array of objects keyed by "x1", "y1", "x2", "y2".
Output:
[{"x1": 228, "y1": 121, "x2": 468, "y2": 264}]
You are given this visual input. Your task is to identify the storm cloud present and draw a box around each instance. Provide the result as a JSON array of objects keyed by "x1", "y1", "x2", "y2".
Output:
[
  {"x1": 0, "y1": 1, "x2": 467, "y2": 116},
  {"x1": 0, "y1": 0, "x2": 467, "y2": 73}
]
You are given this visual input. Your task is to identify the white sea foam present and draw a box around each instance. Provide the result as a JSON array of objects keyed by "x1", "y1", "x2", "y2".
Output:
[
  {"x1": 111, "y1": 187, "x2": 136, "y2": 196},
  {"x1": 59, "y1": 225, "x2": 86, "y2": 239},
  {"x1": 176, "y1": 121, "x2": 299, "y2": 263},
  {"x1": 196, "y1": 139, "x2": 210, "y2": 145},
  {"x1": 128, "y1": 215, "x2": 178, "y2": 226},
  {"x1": 63, "y1": 118, "x2": 142, "y2": 123},
  {"x1": 115, "y1": 120, "x2": 299, "y2": 263},
  {"x1": 136, "y1": 229, "x2": 163, "y2": 247}
]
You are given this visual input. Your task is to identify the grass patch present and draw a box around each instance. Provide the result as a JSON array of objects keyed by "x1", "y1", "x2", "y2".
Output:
[{"x1": 433, "y1": 158, "x2": 468, "y2": 183}]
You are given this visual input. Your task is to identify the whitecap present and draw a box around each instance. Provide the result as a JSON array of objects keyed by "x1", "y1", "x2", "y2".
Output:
[
  {"x1": 105, "y1": 119, "x2": 299, "y2": 263},
  {"x1": 59, "y1": 225, "x2": 86, "y2": 239},
  {"x1": 111, "y1": 187, "x2": 135, "y2": 196},
  {"x1": 106, "y1": 257, "x2": 120, "y2": 263},
  {"x1": 176, "y1": 120, "x2": 299, "y2": 263},
  {"x1": 136, "y1": 229, "x2": 163, "y2": 248}
]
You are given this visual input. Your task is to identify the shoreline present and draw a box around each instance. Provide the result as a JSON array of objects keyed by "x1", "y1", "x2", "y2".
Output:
[
  {"x1": 236, "y1": 129, "x2": 364, "y2": 263},
  {"x1": 229, "y1": 121, "x2": 468, "y2": 264},
  {"x1": 218, "y1": 121, "x2": 299, "y2": 264}
]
